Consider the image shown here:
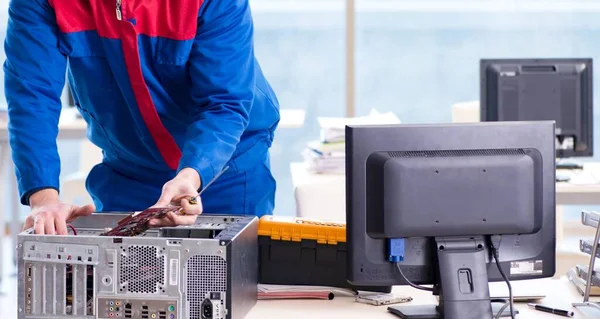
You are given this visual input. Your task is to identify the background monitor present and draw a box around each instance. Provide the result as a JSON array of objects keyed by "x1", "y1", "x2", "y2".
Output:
[
  {"x1": 346, "y1": 121, "x2": 556, "y2": 318},
  {"x1": 480, "y1": 58, "x2": 593, "y2": 159}
]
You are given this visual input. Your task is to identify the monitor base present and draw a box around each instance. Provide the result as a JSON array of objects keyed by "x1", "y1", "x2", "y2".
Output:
[{"x1": 387, "y1": 302, "x2": 519, "y2": 319}]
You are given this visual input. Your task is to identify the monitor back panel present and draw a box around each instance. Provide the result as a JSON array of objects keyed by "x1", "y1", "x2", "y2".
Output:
[
  {"x1": 480, "y1": 58, "x2": 593, "y2": 157},
  {"x1": 345, "y1": 122, "x2": 556, "y2": 287}
]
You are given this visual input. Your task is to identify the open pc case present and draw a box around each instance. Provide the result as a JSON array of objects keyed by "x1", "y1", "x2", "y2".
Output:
[{"x1": 17, "y1": 213, "x2": 258, "y2": 319}]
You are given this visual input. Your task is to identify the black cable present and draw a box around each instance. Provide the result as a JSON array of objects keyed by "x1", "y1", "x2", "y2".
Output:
[
  {"x1": 395, "y1": 262, "x2": 433, "y2": 292},
  {"x1": 492, "y1": 299, "x2": 510, "y2": 319},
  {"x1": 490, "y1": 245, "x2": 515, "y2": 319},
  {"x1": 494, "y1": 301, "x2": 512, "y2": 319}
]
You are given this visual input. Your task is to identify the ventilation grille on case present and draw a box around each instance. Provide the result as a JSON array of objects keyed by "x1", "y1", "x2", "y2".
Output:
[
  {"x1": 186, "y1": 255, "x2": 227, "y2": 319},
  {"x1": 388, "y1": 149, "x2": 526, "y2": 158},
  {"x1": 119, "y1": 246, "x2": 165, "y2": 294}
]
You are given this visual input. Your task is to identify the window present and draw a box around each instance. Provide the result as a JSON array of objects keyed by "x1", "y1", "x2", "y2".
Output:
[
  {"x1": 356, "y1": 0, "x2": 600, "y2": 221},
  {"x1": 252, "y1": 0, "x2": 347, "y2": 215},
  {"x1": 1, "y1": 0, "x2": 599, "y2": 221}
]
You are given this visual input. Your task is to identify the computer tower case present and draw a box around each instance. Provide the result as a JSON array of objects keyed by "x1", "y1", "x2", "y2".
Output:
[{"x1": 17, "y1": 213, "x2": 258, "y2": 319}]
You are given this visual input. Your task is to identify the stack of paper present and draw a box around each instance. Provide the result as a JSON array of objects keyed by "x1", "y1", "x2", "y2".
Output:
[
  {"x1": 303, "y1": 109, "x2": 400, "y2": 174},
  {"x1": 302, "y1": 145, "x2": 345, "y2": 174}
]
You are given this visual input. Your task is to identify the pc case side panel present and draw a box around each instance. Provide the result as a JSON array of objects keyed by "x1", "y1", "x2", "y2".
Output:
[
  {"x1": 227, "y1": 217, "x2": 258, "y2": 319},
  {"x1": 17, "y1": 235, "x2": 26, "y2": 319}
]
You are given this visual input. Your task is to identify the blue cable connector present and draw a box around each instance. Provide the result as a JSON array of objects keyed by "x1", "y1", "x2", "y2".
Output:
[{"x1": 388, "y1": 238, "x2": 405, "y2": 262}]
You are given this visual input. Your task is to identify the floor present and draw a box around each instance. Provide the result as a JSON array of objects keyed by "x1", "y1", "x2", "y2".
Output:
[{"x1": 0, "y1": 237, "x2": 18, "y2": 319}]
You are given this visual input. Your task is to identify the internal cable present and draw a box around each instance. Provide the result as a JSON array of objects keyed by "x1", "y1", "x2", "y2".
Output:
[
  {"x1": 490, "y1": 241, "x2": 515, "y2": 319},
  {"x1": 394, "y1": 262, "x2": 433, "y2": 292},
  {"x1": 67, "y1": 224, "x2": 78, "y2": 235}
]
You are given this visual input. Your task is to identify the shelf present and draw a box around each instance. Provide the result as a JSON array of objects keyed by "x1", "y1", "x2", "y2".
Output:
[
  {"x1": 580, "y1": 239, "x2": 600, "y2": 259},
  {"x1": 583, "y1": 211, "x2": 600, "y2": 229},
  {"x1": 573, "y1": 210, "x2": 600, "y2": 309},
  {"x1": 575, "y1": 264, "x2": 600, "y2": 287}
]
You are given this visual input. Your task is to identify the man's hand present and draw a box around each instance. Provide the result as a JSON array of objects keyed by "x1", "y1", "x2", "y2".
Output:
[
  {"x1": 148, "y1": 168, "x2": 203, "y2": 227},
  {"x1": 24, "y1": 189, "x2": 95, "y2": 235}
]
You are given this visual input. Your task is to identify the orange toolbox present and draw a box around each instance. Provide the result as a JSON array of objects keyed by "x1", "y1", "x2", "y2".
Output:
[{"x1": 257, "y1": 215, "x2": 390, "y2": 292}]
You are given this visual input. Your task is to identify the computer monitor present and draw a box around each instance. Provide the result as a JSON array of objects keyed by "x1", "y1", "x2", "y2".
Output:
[
  {"x1": 480, "y1": 58, "x2": 593, "y2": 160},
  {"x1": 346, "y1": 121, "x2": 556, "y2": 319}
]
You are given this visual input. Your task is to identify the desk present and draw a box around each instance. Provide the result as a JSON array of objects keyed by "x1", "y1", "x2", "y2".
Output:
[
  {"x1": 247, "y1": 278, "x2": 600, "y2": 318},
  {"x1": 555, "y1": 163, "x2": 600, "y2": 240},
  {"x1": 556, "y1": 179, "x2": 600, "y2": 205}
]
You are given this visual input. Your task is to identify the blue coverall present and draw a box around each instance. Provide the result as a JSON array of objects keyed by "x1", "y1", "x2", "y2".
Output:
[{"x1": 3, "y1": 0, "x2": 280, "y2": 216}]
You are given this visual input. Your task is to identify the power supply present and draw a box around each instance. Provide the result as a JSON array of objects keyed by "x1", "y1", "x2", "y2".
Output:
[{"x1": 17, "y1": 213, "x2": 258, "y2": 319}]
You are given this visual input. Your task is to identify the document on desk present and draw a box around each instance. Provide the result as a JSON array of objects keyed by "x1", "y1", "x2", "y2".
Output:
[
  {"x1": 305, "y1": 109, "x2": 401, "y2": 174},
  {"x1": 355, "y1": 293, "x2": 412, "y2": 306},
  {"x1": 488, "y1": 279, "x2": 548, "y2": 301}
]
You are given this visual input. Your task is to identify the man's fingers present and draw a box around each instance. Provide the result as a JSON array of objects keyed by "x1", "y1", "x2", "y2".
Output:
[
  {"x1": 170, "y1": 192, "x2": 198, "y2": 206},
  {"x1": 68, "y1": 204, "x2": 95, "y2": 222},
  {"x1": 147, "y1": 211, "x2": 180, "y2": 227},
  {"x1": 34, "y1": 215, "x2": 46, "y2": 235},
  {"x1": 155, "y1": 185, "x2": 178, "y2": 207},
  {"x1": 23, "y1": 216, "x2": 34, "y2": 231},
  {"x1": 166, "y1": 212, "x2": 198, "y2": 225},
  {"x1": 75, "y1": 204, "x2": 95, "y2": 216},
  {"x1": 25, "y1": 202, "x2": 92, "y2": 236},
  {"x1": 82, "y1": 204, "x2": 96, "y2": 214},
  {"x1": 55, "y1": 218, "x2": 68, "y2": 236},
  {"x1": 181, "y1": 197, "x2": 202, "y2": 216},
  {"x1": 44, "y1": 216, "x2": 56, "y2": 235},
  {"x1": 147, "y1": 217, "x2": 174, "y2": 228},
  {"x1": 148, "y1": 212, "x2": 197, "y2": 227}
]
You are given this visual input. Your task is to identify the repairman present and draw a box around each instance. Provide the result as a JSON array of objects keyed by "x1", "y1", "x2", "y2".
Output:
[{"x1": 4, "y1": 0, "x2": 279, "y2": 234}]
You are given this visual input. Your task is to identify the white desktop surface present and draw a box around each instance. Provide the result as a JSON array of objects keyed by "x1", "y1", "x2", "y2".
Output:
[
  {"x1": 247, "y1": 278, "x2": 599, "y2": 318},
  {"x1": 556, "y1": 162, "x2": 600, "y2": 205}
]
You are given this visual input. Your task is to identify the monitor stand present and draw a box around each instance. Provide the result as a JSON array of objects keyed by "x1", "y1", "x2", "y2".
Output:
[{"x1": 387, "y1": 237, "x2": 519, "y2": 319}]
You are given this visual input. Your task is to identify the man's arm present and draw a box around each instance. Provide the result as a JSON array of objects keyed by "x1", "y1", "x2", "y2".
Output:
[
  {"x1": 177, "y1": 0, "x2": 256, "y2": 185},
  {"x1": 4, "y1": 0, "x2": 66, "y2": 205}
]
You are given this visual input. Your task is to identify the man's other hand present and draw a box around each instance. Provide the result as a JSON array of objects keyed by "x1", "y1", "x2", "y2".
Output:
[
  {"x1": 148, "y1": 168, "x2": 203, "y2": 227},
  {"x1": 24, "y1": 189, "x2": 95, "y2": 235}
]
